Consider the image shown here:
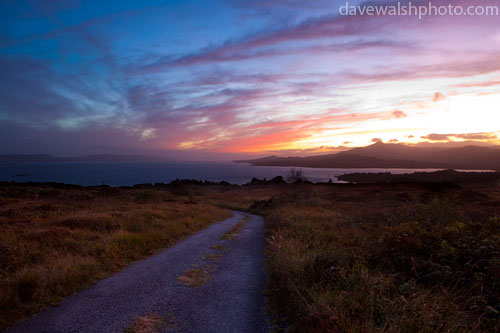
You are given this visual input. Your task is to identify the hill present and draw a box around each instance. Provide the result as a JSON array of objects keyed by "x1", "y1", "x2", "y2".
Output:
[{"x1": 236, "y1": 142, "x2": 500, "y2": 171}]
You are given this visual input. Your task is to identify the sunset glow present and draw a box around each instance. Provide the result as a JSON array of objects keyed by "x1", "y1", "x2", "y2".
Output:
[{"x1": 1, "y1": 0, "x2": 499, "y2": 159}]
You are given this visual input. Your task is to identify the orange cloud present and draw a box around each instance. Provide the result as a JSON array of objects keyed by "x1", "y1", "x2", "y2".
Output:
[
  {"x1": 421, "y1": 132, "x2": 498, "y2": 141},
  {"x1": 432, "y1": 92, "x2": 446, "y2": 102},
  {"x1": 392, "y1": 110, "x2": 407, "y2": 119},
  {"x1": 421, "y1": 133, "x2": 449, "y2": 141},
  {"x1": 216, "y1": 128, "x2": 309, "y2": 152}
]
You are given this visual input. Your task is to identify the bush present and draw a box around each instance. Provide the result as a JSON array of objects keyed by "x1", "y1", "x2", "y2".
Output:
[{"x1": 286, "y1": 168, "x2": 307, "y2": 183}]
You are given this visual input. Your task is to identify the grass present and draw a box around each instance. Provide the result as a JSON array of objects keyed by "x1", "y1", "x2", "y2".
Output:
[
  {"x1": 219, "y1": 215, "x2": 250, "y2": 240},
  {"x1": 177, "y1": 264, "x2": 216, "y2": 287},
  {"x1": 193, "y1": 184, "x2": 282, "y2": 211},
  {"x1": 202, "y1": 253, "x2": 225, "y2": 262},
  {"x1": 252, "y1": 183, "x2": 500, "y2": 332},
  {"x1": 179, "y1": 215, "x2": 251, "y2": 286},
  {"x1": 178, "y1": 215, "x2": 251, "y2": 287},
  {"x1": 0, "y1": 182, "x2": 231, "y2": 330},
  {"x1": 4, "y1": 180, "x2": 499, "y2": 331},
  {"x1": 124, "y1": 313, "x2": 167, "y2": 333},
  {"x1": 210, "y1": 244, "x2": 227, "y2": 251}
]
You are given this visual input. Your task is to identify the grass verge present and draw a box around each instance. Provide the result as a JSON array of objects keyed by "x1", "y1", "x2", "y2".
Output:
[
  {"x1": 0, "y1": 183, "x2": 231, "y2": 329},
  {"x1": 253, "y1": 183, "x2": 500, "y2": 332}
]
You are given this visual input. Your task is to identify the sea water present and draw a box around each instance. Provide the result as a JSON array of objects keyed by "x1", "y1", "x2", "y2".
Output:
[{"x1": 0, "y1": 161, "x2": 480, "y2": 186}]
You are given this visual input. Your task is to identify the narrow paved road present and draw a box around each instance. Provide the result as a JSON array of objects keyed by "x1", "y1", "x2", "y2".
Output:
[{"x1": 7, "y1": 211, "x2": 270, "y2": 333}]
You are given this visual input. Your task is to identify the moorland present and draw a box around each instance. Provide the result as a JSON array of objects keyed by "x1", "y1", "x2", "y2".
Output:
[{"x1": 1, "y1": 178, "x2": 499, "y2": 331}]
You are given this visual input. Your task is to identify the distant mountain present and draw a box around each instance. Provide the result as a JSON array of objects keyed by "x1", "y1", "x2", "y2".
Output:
[
  {"x1": 0, "y1": 154, "x2": 165, "y2": 163},
  {"x1": 0, "y1": 154, "x2": 59, "y2": 163},
  {"x1": 339, "y1": 142, "x2": 500, "y2": 169},
  {"x1": 236, "y1": 143, "x2": 500, "y2": 171},
  {"x1": 0, "y1": 154, "x2": 62, "y2": 163},
  {"x1": 70, "y1": 154, "x2": 160, "y2": 162}
]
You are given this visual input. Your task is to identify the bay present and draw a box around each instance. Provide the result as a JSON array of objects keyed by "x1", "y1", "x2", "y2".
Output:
[{"x1": 0, "y1": 162, "x2": 486, "y2": 186}]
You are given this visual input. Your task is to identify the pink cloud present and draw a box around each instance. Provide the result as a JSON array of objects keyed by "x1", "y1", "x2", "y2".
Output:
[{"x1": 453, "y1": 80, "x2": 500, "y2": 88}]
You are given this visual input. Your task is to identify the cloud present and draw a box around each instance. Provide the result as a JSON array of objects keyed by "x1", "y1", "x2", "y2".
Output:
[
  {"x1": 132, "y1": 4, "x2": 430, "y2": 75},
  {"x1": 198, "y1": 110, "x2": 387, "y2": 152},
  {"x1": 453, "y1": 80, "x2": 500, "y2": 88},
  {"x1": 265, "y1": 144, "x2": 349, "y2": 156},
  {"x1": 1, "y1": 0, "x2": 500, "y2": 157},
  {"x1": 0, "y1": 119, "x2": 146, "y2": 155},
  {"x1": 0, "y1": 57, "x2": 88, "y2": 125},
  {"x1": 341, "y1": 53, "x2": 500, "y2": 85},
  {"x1": 229, "y1": 0, "x2": 333, "y2": 10},
  {"x1": 371, "y1": 138, "x2": 382, "y2": 143},
  {"x1": 392, "y1": 110, "x2": 407, "y2": 119},
  {"x1": 432, "y1": 92, "x2": 446, "y2": 102},
  {"x1": 421, "y1": 132, "x2": 498, "y2": 141},
  {"x1": 421, "y1": 133, "x2": 450, "y2": 141},
  {"x1": 454, "y1": 133, "x2": 498, "y2": 140},
  {"x1": 140, "y1": 38, "x2": 408, "y2": 72},
  {"x1": 411, "y1": 140, "x2": 499, "y2": 148},
  {"x1": 389, "y1": 139, "x2": 399, "y2": 143}
]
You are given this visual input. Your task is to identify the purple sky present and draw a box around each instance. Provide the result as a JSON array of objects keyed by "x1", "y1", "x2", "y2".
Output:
[{"x1": 1, "y1": 0, "x2": 499, "y2": 160}]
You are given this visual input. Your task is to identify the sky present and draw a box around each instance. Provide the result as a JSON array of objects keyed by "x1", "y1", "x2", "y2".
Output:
[{"x1": 1, "y1": 0, "x2": 500, "y2": 160}]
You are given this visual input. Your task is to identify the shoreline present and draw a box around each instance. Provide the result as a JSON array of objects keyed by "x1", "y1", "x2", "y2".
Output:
[{"x1": 1, "y1": 169, "x2": 500, "y2": 188}]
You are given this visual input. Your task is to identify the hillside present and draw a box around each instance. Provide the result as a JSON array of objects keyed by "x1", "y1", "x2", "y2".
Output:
[{"x1": 236, "y1": 143, "x2": 500, "y2": 171}]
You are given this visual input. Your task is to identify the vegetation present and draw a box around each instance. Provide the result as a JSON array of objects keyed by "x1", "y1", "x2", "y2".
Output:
[
  {"x1": 219, "y1": 215, "x2": 250, "y2": 240},
  {"x1": 178, "y1": 214, "x2": 250, "y2": 287},
  {"x1": 252, "y1": 183, "x2": 500, "y2": 332},
  {"x1": 286, "y1": 168, "x2": 307, "y2": 183},
  {"x1": 3, "y1": 178, "x2": 499, "y2": 331},
  {"x1": 338, "y1": 169, "x2": 500, "y2": 185},
  {"x1": 124, "y1": 313, "x2": 171, "y2": 333},
  {"x1": 0, "y1": 182, "x2": 230, "y2": 329},
  {"x1": 177, "y1": 264, "x2": 216, "y2": 287}
]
